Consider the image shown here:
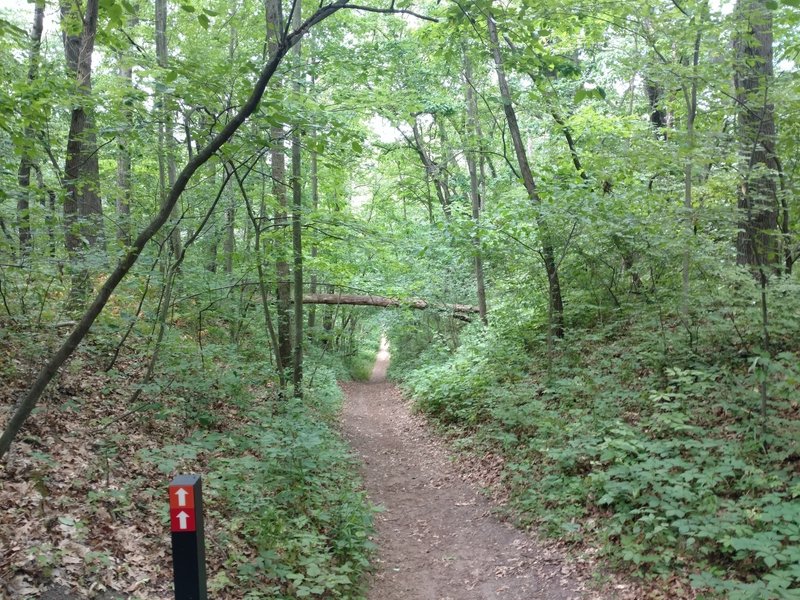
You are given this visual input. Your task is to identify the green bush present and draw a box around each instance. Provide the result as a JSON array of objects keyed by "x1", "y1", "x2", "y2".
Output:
[
  {"x1": 402, "y1": 290, "x2": 800, "y2": 598},
  {"x1": 140, "y1": 371, "x2": 374, "y2": 599}
]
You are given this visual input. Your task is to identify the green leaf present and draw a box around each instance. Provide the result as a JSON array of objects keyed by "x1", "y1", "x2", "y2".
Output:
[
  {"x1": 197, "y1": 13, "x2": 209, "y2": 29},
  {"x1": 573, "y1": 84, "x2": 606, "y2": 104},
  {"x1": 108, "y1": 2, "x2": 124, "y2": 26}
]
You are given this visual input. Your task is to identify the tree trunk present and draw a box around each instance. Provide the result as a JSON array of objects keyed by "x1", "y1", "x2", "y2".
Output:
[
  {"x1": 734, "y1": 0, "x2": 780, "y2": 272},
  {"x1": 681, "y1": 13, "x2": 705, "y2": 313},
  {"x1": 223, "y1": 165, "x2": 235, "y2": 274},
  {"x1": 291, "y1": 0, "x2": 304, "y2": 398},
  {"x1": 266, "y1": 0, "x2": 293, "y2": 380},
  {"x1": 308, "y1": 119, "x2": 319, "y2": 331},
  {"x1": 33, "y1": 166, "x2": 57, "y2": 258},
  {"x1": 61, "y1": 0, "x2": 104, "y2": 263},
  {"x1": 436, "y1": 115, "x2": 453, "y2": 215},
  {"x1": 486, "y1": 10, "x2": 564, "y2": 338},
  {"x1": 300, "y1": 293, "x2": 479, "y2": 315},
  {"x1": 240, "y1": 163, "x2": 286, "y2": 389},
  {"x1": 156, "y1": 0, "x2": 183, "y2": 260},
  {"x1": 116, "y1": 47, "x2": 135, "y2": 248},
  {"x1": 17, "y1": 0, "x2": 45, "y2": 259},
  {"x1": 411, "y1": 118, "x2": 451, "y2": 219},
  {"x1": 462, "y1": 48, "x2": 488, "y2": 325}
]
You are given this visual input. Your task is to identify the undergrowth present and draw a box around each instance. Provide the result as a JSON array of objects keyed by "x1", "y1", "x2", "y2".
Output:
[
  {"x1": 400, "y1": 275, "x2": 800, "y2": 600},
  {"x1": 135, "y1": 321, "x2": 377, "y2": 598},
  {"x1": 140, "y1": 378, "x2": 375, "y2": 599},
  {"x1": 1, "y1": 297, "x2": 375, "y2": 598}
]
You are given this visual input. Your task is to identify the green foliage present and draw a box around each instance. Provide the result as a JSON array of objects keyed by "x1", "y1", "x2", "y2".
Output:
[
  {"x1": 404, "y1": 322, "x2": 528, "y2": 425},
  {"x1": 141, "y1": 372, "x2": 374, "y2": 599},
  {"x1": 2, "y1": 0, "x2": 800, "y2": 596},
  {"x1": 402, "y1": 271, "x2": 800, "y2": 598}
]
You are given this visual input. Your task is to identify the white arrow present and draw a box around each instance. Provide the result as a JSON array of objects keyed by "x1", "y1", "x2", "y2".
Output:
[
  {"x1": 176, "y1": 511, "x2": 190, "y2": 530},
  {"x1": 174, "y1": 488, "x2": 189, "y2": 507}
]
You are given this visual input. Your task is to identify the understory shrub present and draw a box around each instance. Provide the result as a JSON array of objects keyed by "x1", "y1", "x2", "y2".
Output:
[
  {"x1": 140, "y1": 371, "x2": 374, "y2": 599},
  {"x1": 402, "y1": 277, "x2": 800, "y2": 599}
]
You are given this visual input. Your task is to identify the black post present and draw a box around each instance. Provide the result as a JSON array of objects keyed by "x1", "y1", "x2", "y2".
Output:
[{"x1": 169, "y1": 474, "x2": 207, "y2": 600}]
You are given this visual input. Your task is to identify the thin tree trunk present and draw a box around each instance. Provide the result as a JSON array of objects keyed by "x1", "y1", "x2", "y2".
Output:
[
  {"x1": 411, "y1": 119, "x2": 451, "y2": 219},
  {"x1": 240, "y1": 163, "x2": 286, "y2": 389},
  {"x1": 682, "y1": 16, "x2": 704, "y2": 314},
  {"x1": 486, "y1": 10, "x2": 564, "y2": 338},
  {"x1": 116, "y1": 47, "x2": 135, "y2": 248},
  {"x1": 291, "y1": 0, "x2": 304, "y2": 398},
  {"x1": 462, "y1": 48, "x2": 488, "y2": 324},
  {"x1": 156, "y1": 0, "x2": 182, "y2": 260},
  {"x1": 17, "y1": 0, "x2": 45, "y2": 259},
  {"x1": 436, "y1": 115, "x2": 453, "y2": 215},
  {"x1": 33, "y1": 166, "x2": 57, "y2": 258},
  {"x1": 223, "y1": 165, "x2": 235, "y2": 274},
  {"x1": 266, "y1": 0, "x2": 293, "y2": 383},
  {"x1": 308, "y1": 72, "x2": 319, "y2": 331}
]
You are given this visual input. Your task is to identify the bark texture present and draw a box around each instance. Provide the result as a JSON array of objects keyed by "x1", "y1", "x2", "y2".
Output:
[
  {"x1": 62, "y1": 0, "x2": 104, "y2": 258},
  {"x1": 266, "y1": 0, "x2": 293, "y2": 378},
  {"x1": 486, "y1": 11, "x2": 564, "y2": 338},
  {"x1": 301, "y1": 293, "x2": 479, "y2": 315},
  {"x1": 734, "y1": 0, "x2": 780, "y2": 271},
  {"x1": 17, "y1": 0, "x2": 45, "y2": 258}
]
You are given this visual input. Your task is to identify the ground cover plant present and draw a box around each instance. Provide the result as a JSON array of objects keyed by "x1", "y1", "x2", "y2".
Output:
[
  {"x1": 0, "y1": 311, "x2": 374, "y2": 599},
  {"x1": 400, "y1": 270, "x2": 800, "y2": 599}
]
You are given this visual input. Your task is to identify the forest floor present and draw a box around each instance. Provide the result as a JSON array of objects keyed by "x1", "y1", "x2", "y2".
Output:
[{"x1": 339, "y1": 342, "x2": 642, "y2": 600}]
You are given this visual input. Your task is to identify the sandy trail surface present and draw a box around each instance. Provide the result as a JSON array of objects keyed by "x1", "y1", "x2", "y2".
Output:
[{"x1": 339, "y1": 340, "x2": 598, "y2": 600}]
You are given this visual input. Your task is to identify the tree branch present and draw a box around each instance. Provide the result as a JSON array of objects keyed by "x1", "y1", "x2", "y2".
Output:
[{"x1": 342, "y1": 4, "x2": 437, "y2": 22}]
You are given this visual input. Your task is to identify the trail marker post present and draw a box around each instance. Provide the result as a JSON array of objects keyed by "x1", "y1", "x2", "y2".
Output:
[{"x1": 169, "y1": 474, "x2": 207, "y2": 600}]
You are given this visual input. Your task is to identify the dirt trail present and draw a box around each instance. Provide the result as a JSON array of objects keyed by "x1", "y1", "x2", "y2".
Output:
[{"x1": 340, "y1": 340, "x2": 598, "y2": 600}]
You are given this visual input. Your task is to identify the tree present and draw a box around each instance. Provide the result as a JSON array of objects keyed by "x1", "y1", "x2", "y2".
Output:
[
  {"x1": 486, "y1": 8, "x2": 564, "y2": 339},
  {"x1": 156, "y1": 0, "x2": 182, "y2": 260},
  {"x1": 266, "y1": 0, "x2": 293, "y2": 383},
  {"x1": 291, "y1": 0, "x2": 305, "y2": 397},
  {"x1": 0, "y1": 0, "x2": 362, "y2": 460},
  {"x1": 61, "y1": 0, "x2": 104, "y2": 266},
  {"x1": 462, "y1": 46, "x2": 488, "y2": 324},
  {"x1": 16, "y1": 0, "x2": 45, "y2": 260},
  {"x1": 734, "y1": 0, "x2": 781, "y2": 273}
]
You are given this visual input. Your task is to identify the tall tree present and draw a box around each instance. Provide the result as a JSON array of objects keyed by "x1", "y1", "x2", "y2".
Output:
[
  {"x1": 291, "y1": 0, "x2": 304, "y2": 397},
  {"x1": 734, "y1": 0, "x2": 781, "y2": 272},
  {"x1": 266, "y1": 0, "x2": 293, "y2": 381},
  {"x1": 115, "y1": 12, "x2": 139, "y2": 248},
  {"x1": 156, "y1": 0, "x2": 182, "y2": 259},
  {"x1": 486, "y1": 10, "x2": 564, "y2": 338},
  {"x1": 16, "y1": 0, "x2": 45, "y2": 259},
  {"x1": 308, "y1": 75, "x2": 320, "y2": 331},
  {"x1": 61, "y1": 0, "x2": 104, "y2": 263},
  {"x1": 462, "y1": 47, "x2": 488, "y2": 324}
]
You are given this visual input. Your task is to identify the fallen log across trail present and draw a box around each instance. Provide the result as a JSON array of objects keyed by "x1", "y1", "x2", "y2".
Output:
[{"x1": 300, "y1": 293, "x2": 480, "y2": 316}]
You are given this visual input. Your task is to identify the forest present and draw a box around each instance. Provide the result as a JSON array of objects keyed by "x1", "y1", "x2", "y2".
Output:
[{"x1": 0, "y1": 0, "x2": 799, "y2": 598}]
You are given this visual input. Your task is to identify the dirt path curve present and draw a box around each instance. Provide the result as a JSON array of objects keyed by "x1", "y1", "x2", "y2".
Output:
[{"x1": 339, "y1": 339, "x2": 594, "y2": 600}]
